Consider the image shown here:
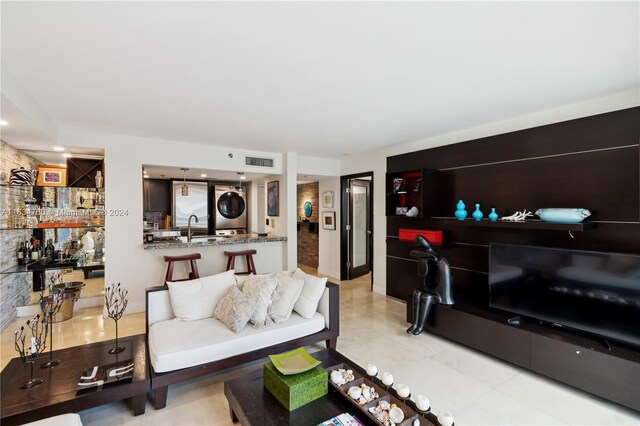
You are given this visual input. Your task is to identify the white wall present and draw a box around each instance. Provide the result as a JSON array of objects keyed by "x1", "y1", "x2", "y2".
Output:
[
  {"x1": 57, "y1": 126, "x2": 295, "y2": 313},
  {"x1": 341, "y1": 89, "x2": 640, "y2": 296},
  {"x1": 318, "y1": 177, "x2": 341, "y2": 280}
]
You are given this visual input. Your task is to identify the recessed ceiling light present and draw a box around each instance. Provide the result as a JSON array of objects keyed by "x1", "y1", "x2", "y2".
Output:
[
  {"x1": 58, "y1": 163, "x2": 67, "y2": 168},
  {"x1": 53, "y1": 146, "x2": 65, "y2": 152},
  {"x1": 0, "y1": 120, "x2": 8, "y2": 126},
  {"x1": 201, "y1": 174, "x2": 207, "y2": 177},
  {"x1": 62, "y1": 153, "x2": 72, "y2": 158}
]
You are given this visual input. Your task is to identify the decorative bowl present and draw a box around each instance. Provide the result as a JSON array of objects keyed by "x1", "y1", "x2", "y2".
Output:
[{"x1": 535, "y1": 208, "x2": 590, "y2": 224}]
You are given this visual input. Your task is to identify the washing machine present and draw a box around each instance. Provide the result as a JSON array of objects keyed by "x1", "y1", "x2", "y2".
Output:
[{"x1": 214, "y1": 185, "x2": 247, "y2": 230}]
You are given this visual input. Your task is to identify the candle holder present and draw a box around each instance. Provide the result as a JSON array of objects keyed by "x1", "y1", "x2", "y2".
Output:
[
  {"x1": 105, "y1": 283, "x2": 128, "y2": 354},
  {"x1": 14, "y1": 314, "x2": 48, "y2": 389},
  {"x1": 39, "y1": 273, "x2": 64, "y2": 369}
]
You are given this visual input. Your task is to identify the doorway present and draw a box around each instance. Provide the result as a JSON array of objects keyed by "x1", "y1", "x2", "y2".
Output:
[{"x1": 340, "y1": 172, "x2": 373, "y2": 287}]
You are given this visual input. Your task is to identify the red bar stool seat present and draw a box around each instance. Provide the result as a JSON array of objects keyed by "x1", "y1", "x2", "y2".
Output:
[
  {"x1": 163, "y1": 253, "x2": 201, "y2": 282},
  {"x1": 224, "y1": 250, "x2": 257, "y2": 275}
]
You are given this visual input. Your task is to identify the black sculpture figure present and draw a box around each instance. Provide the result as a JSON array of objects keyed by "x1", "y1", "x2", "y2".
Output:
[{"x1": 406, "y1": 235, "x2": 454, "y2": 335}]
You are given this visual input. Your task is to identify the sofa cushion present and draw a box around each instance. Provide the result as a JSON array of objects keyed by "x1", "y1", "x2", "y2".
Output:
[
  {"x1": 241, "y1": 275, "x2": 280, "y2": 327},
  {"x1": 268, "y1": 273, "x2": 304, "y2": 323},
  {"x1": 167, "y1": 270, "x2": 236, "y2": 321},
  {"x1": 293, "y1": 269, "x2": 328, "y2": 319},
  {"x1": 213, "y1": 285, "x2": 257, "y2": 333},
  {"x1": 149, "y1": 312, "x2": 326, "y2": 372}
]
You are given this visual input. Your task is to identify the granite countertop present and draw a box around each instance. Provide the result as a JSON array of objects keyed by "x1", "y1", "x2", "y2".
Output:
[{"x1": 143, "y1": 234, "x2": 287, "y2": 250}]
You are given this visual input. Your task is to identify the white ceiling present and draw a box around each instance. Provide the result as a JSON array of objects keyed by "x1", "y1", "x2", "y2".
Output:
[{"x1": 1, "y1": 2, "x2": 638, "y2": 158}]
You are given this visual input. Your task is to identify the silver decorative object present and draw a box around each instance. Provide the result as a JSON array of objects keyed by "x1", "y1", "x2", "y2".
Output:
[
  {"x1": 39, "y1": 273, "x2": 64, "y2": 368},
  {"x1": 105, "y1": 283, "x2": 128, "y2": 354},
  {"x1": 14, "y1": 314, "x2": 48, "y2": 389}
]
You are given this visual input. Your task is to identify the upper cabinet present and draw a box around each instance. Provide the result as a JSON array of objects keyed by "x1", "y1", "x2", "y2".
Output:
[{"x1": 143, "y1": 179, "x2": 171, "y2": 212}]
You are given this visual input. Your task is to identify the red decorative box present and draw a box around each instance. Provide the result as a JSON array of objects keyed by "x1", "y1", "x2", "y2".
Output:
[{"x1": 398, "y1": 229, "x2": 442, "y2": 244}]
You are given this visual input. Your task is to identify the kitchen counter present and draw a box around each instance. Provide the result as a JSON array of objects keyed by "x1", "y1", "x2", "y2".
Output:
[{"x1": 143, "y1": 234, "x2": 287, "y2": 250}]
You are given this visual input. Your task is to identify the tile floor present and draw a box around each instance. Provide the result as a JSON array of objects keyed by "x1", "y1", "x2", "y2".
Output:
[{"x1": 2, "y1": 268, "x2": 639, "y2": 425}]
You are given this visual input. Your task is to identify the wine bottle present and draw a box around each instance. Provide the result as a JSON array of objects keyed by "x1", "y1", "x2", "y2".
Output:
[{"x1": 17, "y1": 242, "x2": 24, "y2": 265}]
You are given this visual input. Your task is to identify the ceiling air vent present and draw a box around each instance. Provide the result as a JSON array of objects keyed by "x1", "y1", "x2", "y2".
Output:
[{"x1": 245, "y1": 156, "x2": 274, "y2": 168}]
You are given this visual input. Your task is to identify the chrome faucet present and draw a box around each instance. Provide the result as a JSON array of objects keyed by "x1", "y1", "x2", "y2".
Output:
[{"x1": 187, "y1": 215, "x2": 199, "y2": 242}]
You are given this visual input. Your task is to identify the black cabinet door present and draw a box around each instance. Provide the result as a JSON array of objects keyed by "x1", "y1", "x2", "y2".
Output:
[
  {"x1": 144, "y1": 179, "x2": 171, "y2": 212},
  {"x1": 530, "y1": 333, "x2": 640, "y2": 411}
]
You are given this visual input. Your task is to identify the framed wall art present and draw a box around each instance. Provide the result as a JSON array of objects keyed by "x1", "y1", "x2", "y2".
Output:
[
  {"x1": 322, "y1": 211, "x2": 336, "y2": 230},
  {"x1": 36, "y1": 165, "x2": 67, "y2": 187},
  {"x1": 267, "y1": 181, "x2": 279, "y2": 216},
  {"x1": 322, "y1": 191, "x2": 334, "y2": 208}
]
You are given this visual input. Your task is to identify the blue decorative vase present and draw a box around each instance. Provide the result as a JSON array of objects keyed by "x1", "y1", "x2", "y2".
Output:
[
  {"x1": 455, "y1": 200, "x2": 467, "y2": 221},
  {"x1": 472, "y1": 204, "x2": 483, "y2": 221},
  {"x1": 488, "y1": 208, "x2": 498, "y2": 222}
]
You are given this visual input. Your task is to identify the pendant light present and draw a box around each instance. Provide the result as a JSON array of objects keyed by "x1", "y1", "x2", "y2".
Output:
[
  {"x1": 181, "y1": 168, "x2": 189, "y2": 196},
  {"x1": 237, "y1": 172, "x2": 245, "y2": 189}
]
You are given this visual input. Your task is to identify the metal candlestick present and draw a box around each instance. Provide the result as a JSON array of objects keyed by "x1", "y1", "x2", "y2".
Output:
[
  {"x1": 14, "y1": 314, "x2": 48, "y2": 389},
  {"x1": 105, "y1": 283, "x2": 128, "y2": 354},
  {"x1": 40, "y1": 273, "x2": 64, "y2": 368}
]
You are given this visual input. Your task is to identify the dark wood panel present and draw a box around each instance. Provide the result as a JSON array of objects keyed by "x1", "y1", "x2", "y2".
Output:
[
  {"x1": 424, "y1": 306, "x2": 530, "y2": 368},
  {"x1": 431, "y1": 147, "x2": 639, "y2": 221},
  {"x1": 385, "y1": 256, "x2": 420, "y2": 300},
  {"x1": 388, "y1": 107, "x2": 640, "y2": 172},
  {"x1": 530, "y1": 333, "x2": 640, "y2": 412}
]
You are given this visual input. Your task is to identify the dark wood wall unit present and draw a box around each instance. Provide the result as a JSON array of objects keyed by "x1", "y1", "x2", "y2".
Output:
[{"x1": 387, "y1": 107, "x2": 640, "y2": 411}]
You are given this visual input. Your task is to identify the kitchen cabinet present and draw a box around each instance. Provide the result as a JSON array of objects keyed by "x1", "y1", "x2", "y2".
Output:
[{"x1": 143, "y1": 179, "x2": 171, "y2": 212}]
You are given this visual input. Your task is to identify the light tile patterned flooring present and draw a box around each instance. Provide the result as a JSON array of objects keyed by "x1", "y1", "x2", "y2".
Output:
[{"x1": 1, "y1": 267, "x2": 639, "y2": 425}]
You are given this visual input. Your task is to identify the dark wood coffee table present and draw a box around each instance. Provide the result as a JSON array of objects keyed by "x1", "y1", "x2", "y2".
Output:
[
  {"x1": 1, "y1": 334, "x2": 149, "y2": 426},
  {"x1": 224, "y1": 348, "x2": 437, "y2": 426}
]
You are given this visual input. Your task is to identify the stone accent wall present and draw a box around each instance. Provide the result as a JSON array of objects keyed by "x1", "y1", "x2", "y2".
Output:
[
  {"x1": 0, "y1": 140, "x2": 38, "y2": 331},
  {"x1": 297, "y1": 182, "x2": 319, "y2": 268}
]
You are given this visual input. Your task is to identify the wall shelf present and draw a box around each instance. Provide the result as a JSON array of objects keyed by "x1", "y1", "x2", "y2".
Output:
[
  {"x1": 0, "y1": 260, "x2": 78, "y2": 275},
  {"x1": 438, "y1": 217, "x2": 596, "y2": 232}
]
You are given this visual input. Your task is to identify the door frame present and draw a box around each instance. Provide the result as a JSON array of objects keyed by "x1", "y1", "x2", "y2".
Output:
[{"x1": 340, "y1": 171, "x2": 374, "y2": 285}]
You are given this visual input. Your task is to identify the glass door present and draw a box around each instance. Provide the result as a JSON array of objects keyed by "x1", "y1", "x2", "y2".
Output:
[{"x1": 348, "y1": 179, "x2": 371, "y2": 279}]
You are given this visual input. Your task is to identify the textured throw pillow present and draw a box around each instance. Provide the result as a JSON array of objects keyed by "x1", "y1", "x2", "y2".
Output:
[
  {"x1": 167, "y1": 270, "x2": 236, "y2": 321},
  {"x1": 268, "y1": 273, "x2": 305, "y2": 323},
  {"x1": 235, "y1": 273, "x2": 274, "y2": 290},
  {"x1": 241, "y1": 275, "x2": 280, "y2": 327},
  {"x1": 213, "y1": 285, "x2": 257, "y2": 333},
  {"x1": 292, "y1": 269, "x2": 328, "y2": 319}
]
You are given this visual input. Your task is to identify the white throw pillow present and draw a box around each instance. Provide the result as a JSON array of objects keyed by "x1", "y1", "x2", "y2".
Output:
[
  {"x1": 268, "y1": 273, "x2": 305, "y2": 323},
  {"x1": 213, "y1": 285, "x2": 257, "y2": 333},
  {"x1": 292, "y1": 269, "x2": 328, "y2": 319},
  {"x1": 167, "y1": 270, "x2": 236, "y2": 321},
  {"x1": 241, "y1": 274, "x2": 280, "y2": 327}
]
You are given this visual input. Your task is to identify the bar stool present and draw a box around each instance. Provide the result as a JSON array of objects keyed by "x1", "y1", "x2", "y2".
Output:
[
  {"x1": 224, "y1": 250, "x2": 257, "y2": 275},
  {"x1": 163, "y1": 253, "x2": 201, "y2": 282}
]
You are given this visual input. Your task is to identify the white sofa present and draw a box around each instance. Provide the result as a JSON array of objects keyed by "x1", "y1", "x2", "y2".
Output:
[{"x1": 145, "y1": 279, "x2": 339, "y2": 409}]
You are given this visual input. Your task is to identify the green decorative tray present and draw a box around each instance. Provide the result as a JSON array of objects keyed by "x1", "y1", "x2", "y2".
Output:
[{"x1": 268, "y1": 347, "x2": 321, "y2": 375}]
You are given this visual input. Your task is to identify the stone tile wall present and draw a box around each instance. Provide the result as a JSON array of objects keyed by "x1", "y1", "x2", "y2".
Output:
[
  {"x1": 297, "y1": 182, "x2": 319, "y2": 268},
  {"x1": 1, "y1": 140, "x2": 38, "y2": 330}
]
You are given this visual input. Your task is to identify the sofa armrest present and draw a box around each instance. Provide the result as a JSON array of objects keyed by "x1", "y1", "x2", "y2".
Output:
[
  {"x1": 317, "y1": 281, "x2": 339, "y2": 331},
  {"x1": 146, "y1": 285, "x2": 175, "y2": 334}
]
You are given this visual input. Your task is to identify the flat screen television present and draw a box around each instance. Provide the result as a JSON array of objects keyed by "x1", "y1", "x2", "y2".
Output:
[{"x1": 489, "y1": 243, "x2": 640, "y2": 348}]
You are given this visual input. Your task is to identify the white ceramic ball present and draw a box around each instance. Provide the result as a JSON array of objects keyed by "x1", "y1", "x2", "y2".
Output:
[
  {"x1": 366, "y1": 363, "x2": 378, "y2": 376},
  {"x1": 381, "y1": 372, "x2": 394, "y2": 386},
  {"x1": 396, "y1": 383, "x2": 410, "y2": 398},
  {"x1": 415, "y1": 394, "x2": 430, "y2": 412},
  {"x1": 437, "y1": 411, "x2": 454, "y2": 426}
]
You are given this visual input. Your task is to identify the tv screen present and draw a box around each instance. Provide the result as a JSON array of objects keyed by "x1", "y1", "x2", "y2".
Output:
[{"x1": 489, "y1": 243, "x2": 640, "y2": 348}]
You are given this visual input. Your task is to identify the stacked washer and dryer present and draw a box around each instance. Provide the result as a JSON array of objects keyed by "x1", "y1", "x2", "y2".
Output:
[{"x1": 213, "y1": 185, "x2": 247, "y2": 235}]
